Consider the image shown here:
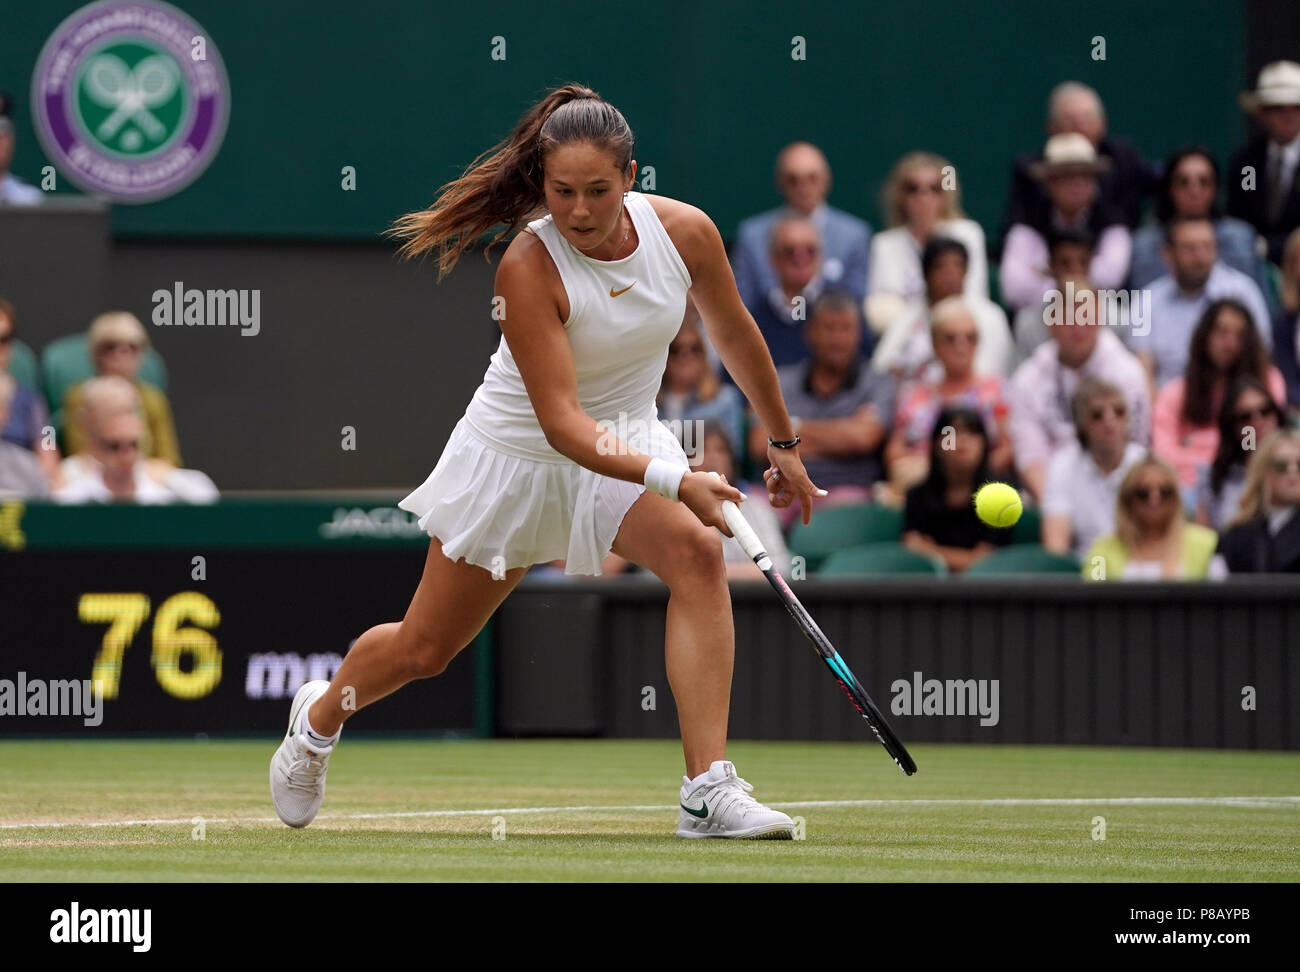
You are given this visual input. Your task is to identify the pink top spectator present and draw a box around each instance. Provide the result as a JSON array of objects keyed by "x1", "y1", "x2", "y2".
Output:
[
  {"x1": 999, "y1": 223, "x2": 1132, "y2": 311},
  {"x1": 1152, "y1": 367, "x2": 1287, "y2": 487},
  {"x1": 894, "y1": 375, "x2": 1011, "y2": 455}
]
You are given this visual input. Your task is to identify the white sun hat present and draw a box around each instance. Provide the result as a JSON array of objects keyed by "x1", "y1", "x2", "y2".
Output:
[
  {"x1": 1239, "y1": 61, "x2": 1300, "y2": 113},
  {"x1": 1029, "y1": 132, "x2": 1111, "y2": 180}
]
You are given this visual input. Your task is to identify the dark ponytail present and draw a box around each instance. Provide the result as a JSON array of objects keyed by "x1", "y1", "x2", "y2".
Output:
[{"x1": 390, "y1": 83, "x2": 634, "y2": 280}]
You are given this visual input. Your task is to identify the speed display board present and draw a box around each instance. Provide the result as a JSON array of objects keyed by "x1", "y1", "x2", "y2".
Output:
[{"x1": 0, "y1": 549, "x2": 481, "y2": 735}]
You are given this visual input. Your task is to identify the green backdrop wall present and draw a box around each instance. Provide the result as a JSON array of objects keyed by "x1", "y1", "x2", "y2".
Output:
[{"x1": 4, "y1": 0, "x2": 1248, "y2": 242}]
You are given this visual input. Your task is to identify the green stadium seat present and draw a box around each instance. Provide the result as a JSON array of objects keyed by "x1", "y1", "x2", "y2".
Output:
[
  {"x1": 818, "y1": 542, "x2": 946, "y2": 576},
  {"x1": 40, "y1": 333, "x2": 169, "y2": 415},
  {"x1": 963, "y1": 544, "x2": 1081, "y2": 576},
  {"x1": 1009, "y1": 505, "x2": 1042, "y2": 545},
  {"x1": 7, "y1": 339, "x2": 40, "y2": 390},
  {"x1": 790, "y1": 502, "x2": 904, "y2": 573}
]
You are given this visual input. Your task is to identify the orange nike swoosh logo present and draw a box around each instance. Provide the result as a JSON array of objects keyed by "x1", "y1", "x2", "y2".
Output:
[{"x1": 610, "y1": 282, "x2": 636, "y2": 297}]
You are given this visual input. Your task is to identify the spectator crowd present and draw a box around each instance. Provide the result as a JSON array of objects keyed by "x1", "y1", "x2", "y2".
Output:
[
  {"x1": 5, "y1": 69, "x2": 1300, "y2": 577},
  {"x1": 0, "y1": 302, "x2": 216, "y2": 505},
  {"x1": 1, "y1": 90, "x2": 218, "y2": 506},
  {"x1": 655, "y1": 68, "x2": 1300, "y2": 578}
]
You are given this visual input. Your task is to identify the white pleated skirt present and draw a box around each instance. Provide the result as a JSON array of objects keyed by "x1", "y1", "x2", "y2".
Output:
[{"x1": 398, "y1": 412, "x2": 690, "y2": 576}]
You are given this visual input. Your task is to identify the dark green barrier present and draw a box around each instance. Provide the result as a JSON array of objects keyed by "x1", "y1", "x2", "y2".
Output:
[
  {"x1": 2, "y1": 0, "x2": 1247, "y2": 239},
  {"x1": 499, "y1": 578, "x2": 1300, "y2": 750},
  {"x1": 0, "y1": 497, "x2": 428, "y2": 550}
]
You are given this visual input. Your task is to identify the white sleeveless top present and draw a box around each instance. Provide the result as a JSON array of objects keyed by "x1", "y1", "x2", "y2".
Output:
[{"x1": 463, "y1": 191, "x2": 693, "y2": 462}]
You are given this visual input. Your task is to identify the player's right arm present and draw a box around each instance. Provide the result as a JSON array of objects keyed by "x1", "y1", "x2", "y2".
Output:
[{"x1": 494, "y1": 235, "x2": 742, "y2": 528}]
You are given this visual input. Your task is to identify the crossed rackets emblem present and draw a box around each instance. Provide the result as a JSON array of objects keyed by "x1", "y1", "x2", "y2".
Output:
[{"x1": 82, "y1": 52, "x2": 180, "y2": 146}]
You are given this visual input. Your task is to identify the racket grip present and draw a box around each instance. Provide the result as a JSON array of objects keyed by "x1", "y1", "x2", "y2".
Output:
[{"x1": 707, "y1": 472, "x2": 772, "y2": 570}]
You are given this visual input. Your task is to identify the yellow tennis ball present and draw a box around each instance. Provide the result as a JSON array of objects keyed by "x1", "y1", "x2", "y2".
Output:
[{"x1": 974, "y1": 482, "x2": 1022, "y2": 528}]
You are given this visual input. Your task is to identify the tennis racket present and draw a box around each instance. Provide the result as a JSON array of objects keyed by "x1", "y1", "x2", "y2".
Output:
[{"x1": 714, "y1": 477, "x2": 917, "y2": 775}]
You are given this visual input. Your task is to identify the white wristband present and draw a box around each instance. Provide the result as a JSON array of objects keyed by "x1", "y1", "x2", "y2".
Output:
[{"x1": 644, "y1": 457, "x2": 689, "y2": 501}]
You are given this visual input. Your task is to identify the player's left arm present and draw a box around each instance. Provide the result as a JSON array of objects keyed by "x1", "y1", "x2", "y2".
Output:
[
  {"x1": 675, "y1": 205, "x2": 794, "y2": 443},
  {"x1": 670, "y1": 201, "x2": 825, "y2": 519}
]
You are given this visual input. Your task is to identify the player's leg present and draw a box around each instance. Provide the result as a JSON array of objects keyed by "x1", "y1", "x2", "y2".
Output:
[
  {"x1": 611, "y1": 490, "x2": 793, "y2": 839},
  {"x1": 271, "y1": 539, "x2": 526, "y2": 827},
  {"x1": 610, "y1": 490, "x2": 733, "y2": 778},
  {"x1": 307, "y1": 540, "x2": 529, "y2": 736}
]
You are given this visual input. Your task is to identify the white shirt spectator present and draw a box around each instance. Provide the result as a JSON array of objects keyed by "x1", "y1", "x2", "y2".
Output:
[
  {"x1": 872, "y1": 296, "x2": 1012, "y2": 380},
  {"x1": 1131, "y1": 263, "x2": 1272, "y2": 388},
  {"x1": 1009, "y1": 329, "x2": 1151, "y2": 474},
  {"x1": 1042, "y1": 440, "x2": 1145, "y2": 558},
  {"x1": 0, "y1": 174, "x2": 43, "y2": 205},
  {"x1": 1011, "y1": 293, "x2": 1134, "y2": 367},
  {"x1": 0, "y1": 439, "x2": 48, "y2": 498},
  {"x1": 868, "y1": 220, "x2": 989, "y2": 303},
  {"x1": 55, "y1": 457, "x2": 218, "y2": 504}
]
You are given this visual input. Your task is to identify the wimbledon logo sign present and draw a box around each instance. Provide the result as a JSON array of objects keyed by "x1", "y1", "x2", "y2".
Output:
[{"x1": 31, "y1": 0, "x2": 230, "y2": 203}]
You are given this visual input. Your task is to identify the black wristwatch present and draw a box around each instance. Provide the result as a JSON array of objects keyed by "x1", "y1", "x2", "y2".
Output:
[{"x1": 768, "y1": 435, "x2": 801, "y2": 449}]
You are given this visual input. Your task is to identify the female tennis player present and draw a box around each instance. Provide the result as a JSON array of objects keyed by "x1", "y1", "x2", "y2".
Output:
[{"x1": 270, "y1": 83, "x2": 826, "y2": 839}]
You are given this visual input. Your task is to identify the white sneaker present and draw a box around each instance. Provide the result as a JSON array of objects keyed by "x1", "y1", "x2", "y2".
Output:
[
  {"x1": 269, "y1": 680, "x2": 337, "y2": 828},
  {"x1": 675, "y1": 760, "x2": 794, "y2": 839}
]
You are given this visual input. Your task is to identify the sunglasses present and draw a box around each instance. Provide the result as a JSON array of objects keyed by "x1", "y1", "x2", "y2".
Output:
[
  {"x1": 98, "y1": 438, "x2": 140, "y2": 453},
  {"x1": 903, "y1": 181, "x2": 942, "y2": 195},
  {"x1": 1088, "y1": 403, "x2": 1127, "y2": 421},
  {"x1": 1132, "y1": 484, "x2": 1176, "y2": 502},
  {"x1": 1270, "y1": 458, "x2": 1300, "y2": 475},
  {"x1": 1234, "y1": 404, "x2": 1276, "y2": 423},
  {"x1": 669, "y1": 343, "x2": 704, "y2": 357},
  {"x1": 100, "y1": 341, "x2": 143, "y2": 354}
]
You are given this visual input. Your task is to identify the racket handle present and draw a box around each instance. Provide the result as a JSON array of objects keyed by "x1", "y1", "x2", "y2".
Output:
[{"x1": 707, "y1": 472, "x2": 772, "y2": 570}]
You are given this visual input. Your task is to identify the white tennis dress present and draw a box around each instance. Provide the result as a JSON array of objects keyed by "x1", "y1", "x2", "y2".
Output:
[{"x1": 399, "y1": 191, "x2": 694, "y2": 575}]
